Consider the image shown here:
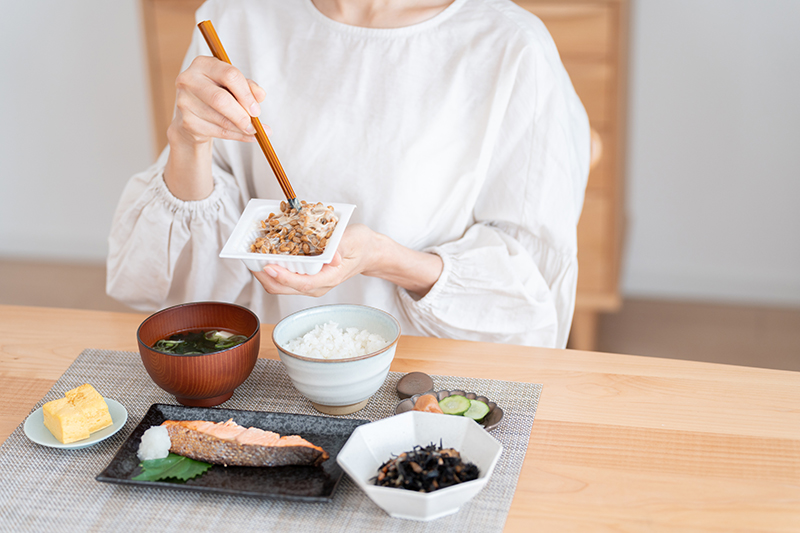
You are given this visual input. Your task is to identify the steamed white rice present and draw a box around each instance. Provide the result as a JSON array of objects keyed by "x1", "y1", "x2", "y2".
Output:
[{"x1": 284, "y1": 321, "x2": 388, "y2": 359}]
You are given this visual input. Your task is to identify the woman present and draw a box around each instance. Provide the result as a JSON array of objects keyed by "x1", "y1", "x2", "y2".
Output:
[{"x1": 107, "y1": 0, "x2": 590, "y2": 347}]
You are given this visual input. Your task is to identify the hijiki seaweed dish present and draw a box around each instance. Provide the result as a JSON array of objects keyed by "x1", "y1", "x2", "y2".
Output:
[{"x1": 372, "y1": 442, "x2": 480, "y2": 492}]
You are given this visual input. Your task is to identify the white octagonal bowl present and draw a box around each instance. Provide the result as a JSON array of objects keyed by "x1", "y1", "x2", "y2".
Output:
[
  {"x1": 220, "y1": 199, "x2": 355, "y2": 274},
  {"x1": 272, "y1": 304, "x2": 400, "y2": 415},
  {"x1": 336, "y1": 411, "x2": 503, "y2": 521}
]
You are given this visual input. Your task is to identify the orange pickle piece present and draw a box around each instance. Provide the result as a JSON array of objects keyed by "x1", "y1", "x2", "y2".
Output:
[{"x1": 412, "y1": 394, "x2": 444, "y2": 414}]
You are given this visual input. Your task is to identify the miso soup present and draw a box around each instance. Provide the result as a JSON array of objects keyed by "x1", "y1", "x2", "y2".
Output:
[{"x1": 152, "y1": 329, "x2": 248, "y2": 355}]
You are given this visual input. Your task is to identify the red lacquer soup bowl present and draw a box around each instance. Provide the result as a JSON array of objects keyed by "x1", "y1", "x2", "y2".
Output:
[{"x1": 137, "y1": 301, "x2": 260, "y2": 407}]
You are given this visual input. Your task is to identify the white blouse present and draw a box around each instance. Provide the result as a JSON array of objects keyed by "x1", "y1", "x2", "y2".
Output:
[{"x1": 107, "y1": 0, "x2": 590, "y2": 348}]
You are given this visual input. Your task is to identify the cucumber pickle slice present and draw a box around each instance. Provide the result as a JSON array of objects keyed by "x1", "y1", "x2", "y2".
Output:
[
  {"x1": 438, "y1": 395, "x2": 471, "y2": 415},
  {"x1": 463, "y1": 399, "x2": 490, "y2": 421}
]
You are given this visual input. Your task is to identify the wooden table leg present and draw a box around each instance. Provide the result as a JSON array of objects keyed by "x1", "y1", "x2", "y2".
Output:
[{"x1": 569, "y1": 310, "x2": 598, "y2": 351}]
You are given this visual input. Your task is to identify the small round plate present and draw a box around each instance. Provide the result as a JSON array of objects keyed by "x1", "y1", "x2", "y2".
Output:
[
  {"x1": 23, "y1": 398, "x2": 128, "y2": 449},
  {"x1": 395, "y1": 390, "x2": 504, "y2": 431}
]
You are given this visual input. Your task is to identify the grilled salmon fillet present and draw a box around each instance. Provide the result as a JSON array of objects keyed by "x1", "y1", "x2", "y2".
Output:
[{"x1": 161, "y1": 419, "x2": 329, "y2": 467}]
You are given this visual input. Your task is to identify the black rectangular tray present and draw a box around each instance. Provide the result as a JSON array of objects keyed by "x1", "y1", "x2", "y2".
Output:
[{"x1": 96, "y1": 404, "x2": 369, "y2": 502}]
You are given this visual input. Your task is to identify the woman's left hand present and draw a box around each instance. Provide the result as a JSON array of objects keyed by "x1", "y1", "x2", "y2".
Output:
[{"x1": 252, "y1": 224, "x2": 377, "y2": 297}]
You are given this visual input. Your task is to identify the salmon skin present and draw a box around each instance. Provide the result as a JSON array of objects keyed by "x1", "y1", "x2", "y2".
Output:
[{"x1": 161, "y1": 419, "x2": 330, "y2": 467}]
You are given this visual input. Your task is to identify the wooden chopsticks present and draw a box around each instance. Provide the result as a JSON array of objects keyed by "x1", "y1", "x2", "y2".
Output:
[{"x1": 197, "y1": 20, "x2": 300, "y2": 211}]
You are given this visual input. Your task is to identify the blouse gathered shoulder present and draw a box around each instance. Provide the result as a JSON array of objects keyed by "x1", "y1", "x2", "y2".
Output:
[{"x1": 107, "y1": 0, "x2": 590, "y2": 348}]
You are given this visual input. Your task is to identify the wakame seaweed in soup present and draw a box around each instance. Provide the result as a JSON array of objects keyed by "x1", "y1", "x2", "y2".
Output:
[{"x1": 152, "y1": 330, "x2": 248, "y2": 355}]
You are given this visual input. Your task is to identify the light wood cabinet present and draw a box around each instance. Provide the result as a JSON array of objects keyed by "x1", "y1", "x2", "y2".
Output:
[{"x1": 141, "y1": 0, "x2": 627, "y2": 350}]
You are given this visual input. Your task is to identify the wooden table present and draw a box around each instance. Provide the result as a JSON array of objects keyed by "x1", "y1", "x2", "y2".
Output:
[{"x1": 1, "y1": 305, "x2": 798, "y2": 531}]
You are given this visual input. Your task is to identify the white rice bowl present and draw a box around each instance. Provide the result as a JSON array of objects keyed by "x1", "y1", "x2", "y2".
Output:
[
  {"x1": 283, "y1": 321, "x2": 388, "y2": 359},
  {"x1": 272, "y1": 304, "x2": 401, "y2": 413}
]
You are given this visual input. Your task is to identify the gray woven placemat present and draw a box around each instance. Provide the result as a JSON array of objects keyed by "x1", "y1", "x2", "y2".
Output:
[{"x1": 0, "y1": 349, "x2": 541, "y2": 532}]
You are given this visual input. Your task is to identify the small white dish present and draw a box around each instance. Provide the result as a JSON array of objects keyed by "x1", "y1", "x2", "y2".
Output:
[
  {"x1": 337, "y1": 411, "x2": 503, "y2": 521},
  {"x1": 24, "y1": 398, "x2": 128, "y2": 449},
  {"x1": 220, "y1": 199, "x2": 356, "y2": 275}
]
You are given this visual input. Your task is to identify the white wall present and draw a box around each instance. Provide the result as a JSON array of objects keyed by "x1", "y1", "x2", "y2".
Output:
[
  {"x1": 0, "y1": 0, "x2": 153, "y2": 261},
  {"x1": 0, "y1": 0, "x2": 798, "y2": 307},
  {"x1": 624, "y1": 0, "x2": 800, "y2": 306}
]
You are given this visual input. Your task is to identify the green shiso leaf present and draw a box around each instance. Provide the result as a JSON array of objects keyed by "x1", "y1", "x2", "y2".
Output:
[{"x1": 133, "y1": 453, "x2": 212, "y2": 482}]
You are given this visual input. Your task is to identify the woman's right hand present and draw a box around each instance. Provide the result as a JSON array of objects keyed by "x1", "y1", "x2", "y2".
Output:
[
  {"x1": 169, "y1": 55, "x2": 266, "y2": 146},
  {"x1": 164, "y1": 56, "x2": 267, "y2": 200}
]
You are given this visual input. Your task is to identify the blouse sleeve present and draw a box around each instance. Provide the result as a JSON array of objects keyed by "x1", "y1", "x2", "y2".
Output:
[
  {"x1": 105, "y1": 148, "x2": 252, "y2": 311},
  {"x1": 397, "y1": 33, "x2": 590, "y2": 348}
]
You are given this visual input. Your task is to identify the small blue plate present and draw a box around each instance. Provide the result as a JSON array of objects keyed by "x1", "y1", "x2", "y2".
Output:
[{"x1": 24, "y1": 398, "x2": 128, "y2": 449}]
